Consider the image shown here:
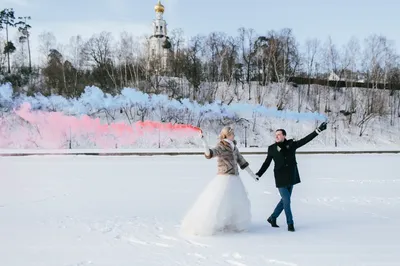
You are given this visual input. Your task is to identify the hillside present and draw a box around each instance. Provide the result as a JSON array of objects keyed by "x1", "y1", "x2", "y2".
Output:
[{"x1": 0, "y1": 82, "x2": 399, "y2": 150}]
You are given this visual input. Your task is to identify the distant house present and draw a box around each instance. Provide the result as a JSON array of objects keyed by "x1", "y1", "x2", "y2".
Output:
[
  {"x1": 328, "y1": 70, "x2": 365, "y2": 83},
  {"x1": 328, "y1": 71, "x2": 342, "y2": 81}
]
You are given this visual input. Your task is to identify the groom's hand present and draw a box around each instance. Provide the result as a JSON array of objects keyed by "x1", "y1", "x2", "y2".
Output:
[
  {"x1": 252, "y1": 173, "x2": 259, "y2": 181},
  {"x1": 318, "y1": 122, "x2": 327, "y2": 131},
  {"x1": 315, "y1": 121, "x2": 327, "y2": 134}
]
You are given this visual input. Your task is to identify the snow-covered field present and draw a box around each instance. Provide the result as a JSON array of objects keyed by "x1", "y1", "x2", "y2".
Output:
[{"x1": 1, "y1": 154, "x2": 399, "y2": 266}]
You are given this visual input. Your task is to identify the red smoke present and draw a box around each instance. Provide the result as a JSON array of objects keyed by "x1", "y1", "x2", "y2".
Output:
[{"x1": 9, "y1": 103, "x2": 201, "y2": 149}]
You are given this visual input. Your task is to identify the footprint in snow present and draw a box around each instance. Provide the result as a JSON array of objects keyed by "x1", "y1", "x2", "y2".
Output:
[
  {"x1": 158, "y1": 234, "x2": 179, "y2": 241},
  {"x1": 115, "y1": 235, "x2": 149, "y2": 245},
  {"x1": 152, "y1": 242, "x2": 173, "y2": 248},
  {"x1": 185, "y1": 239, "x2": 210, "y2": 247},
  {"x1": 267, "y1": 259, "x2": 298, "y2": 266},
  {"x1": 187, "y1": 253, "x2": 206, "y2": 259},
  {"x1": 226, "y1": 260, "x2": 247, "y2": 266}
]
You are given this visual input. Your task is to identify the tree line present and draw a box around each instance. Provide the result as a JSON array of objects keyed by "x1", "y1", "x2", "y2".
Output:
[{"x1": 1, "y1": 8, "x2": 399, "y2": 104}]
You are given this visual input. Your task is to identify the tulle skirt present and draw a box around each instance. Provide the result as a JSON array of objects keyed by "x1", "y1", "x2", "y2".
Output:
[{"x1": 180, "y1": 174, "x2": 251, "y2": 236}]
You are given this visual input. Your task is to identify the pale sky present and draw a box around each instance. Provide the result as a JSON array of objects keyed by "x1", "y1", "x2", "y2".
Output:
[{"x1": 0, "y1": 0, "x2": 399, "y2": 64}]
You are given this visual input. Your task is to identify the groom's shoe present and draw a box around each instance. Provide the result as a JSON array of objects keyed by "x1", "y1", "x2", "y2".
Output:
[
  {"x1": 288, "y1": 224, "x2": 295, "y2": 232},
  {"x1": 267, "y1": 217, "x2": 279, "y2": 228}
]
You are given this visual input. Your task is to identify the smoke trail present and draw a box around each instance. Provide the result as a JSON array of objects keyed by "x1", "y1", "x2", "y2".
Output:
[
  {"x1": 0, "y1": 83, "x2": 327, "y2": 149},
  {"x1": 7, "y1": 102, "x2": 200, "y2": 149},
  {"x1": 0, "y1": 84, "x2": 327, "y2": 121}
]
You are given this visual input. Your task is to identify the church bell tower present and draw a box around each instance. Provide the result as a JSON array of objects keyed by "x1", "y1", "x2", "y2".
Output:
[{"x1": 148, "y1": 0, "x2": 171, "y2": 71}]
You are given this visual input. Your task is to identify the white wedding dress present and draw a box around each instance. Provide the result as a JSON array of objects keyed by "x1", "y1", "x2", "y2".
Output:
[{"x1": 180, "y1": 173, "x2": 251, "y2": 236}]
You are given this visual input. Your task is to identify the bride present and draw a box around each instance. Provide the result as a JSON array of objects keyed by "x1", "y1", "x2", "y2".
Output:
[{"x1": 180, "y1": 126, "x2": 259, "y2": 236}]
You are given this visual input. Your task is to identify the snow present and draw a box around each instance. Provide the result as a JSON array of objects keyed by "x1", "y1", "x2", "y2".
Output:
[
  {"x1": 0, "y1": 147, "x2": 400, "y2": 156},
  {"x1": 1, "y1": 154, "x2": 399, "y2": 265},
  {"x1": 1, "y1": 83, "x2": 400, "y2": 149}
]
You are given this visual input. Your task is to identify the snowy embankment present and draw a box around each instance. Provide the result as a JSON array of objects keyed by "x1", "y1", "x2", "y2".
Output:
[
  {"x1": 1, "y1": 154, "x2": 399, "y2": 265},
  {"x1": 1, "y1": 82, "x2": 400, "y2": 151},
  {"x1": 0, "y1": 147, "x2": 400, "y2": 156}
]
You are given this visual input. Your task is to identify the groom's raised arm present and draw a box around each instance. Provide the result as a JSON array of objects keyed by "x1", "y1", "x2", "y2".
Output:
[{"x1": 256, "y1": 148, "x2": 273, "y2": 177}]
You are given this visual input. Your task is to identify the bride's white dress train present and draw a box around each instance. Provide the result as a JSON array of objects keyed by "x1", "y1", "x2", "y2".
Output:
[{"x1": 180, "y1": 174, "x2": 251, "y2": 236}]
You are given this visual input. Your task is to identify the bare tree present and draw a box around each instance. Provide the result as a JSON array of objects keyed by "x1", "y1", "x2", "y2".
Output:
[
  {"x1": 342, "y1": 36, "x2": 361, "y2": 86},
  {"x1": 360, "y1": 34, "x2": 398, "y2": 129},
  {"x1": 182, "y1": 35, "x2": 204, "y2": 101},
  {"x1": 168, "y1": 28, "x2": 185, "y2": 77},
  {"x1": 17, "y1": 15, "x2": 31, "y2": 72},
  {"x1": 82, "y1": 31, "x2": 117, "y2": 91},
  {"x1": 0, "y1": 34, "x2": 6, "y2": 72},
  {"x1": 203, "y1": 31, "x2": 231, "y2": 101},
  {"x1": 333, "y1": 37, "x2": 361, "y2": 124},
  {"x1": 0, "y1": 8, "x2": 27, "y2": 73},
  {"x1": 115, "y1": 31, "x2": 135, "y2": 89},
  {"x1": 268, "y1": 29, "x2": 300, "y2": 110},
  {"x1": 361, "y1": 34, "x2": 394, "y2": 89},
  {"x1": 37, "y1": 31, "x2": 57, "y2": 66},
  {"x1": 12, "y1": 32, "x2": 26, "y2": 67},
  {"x1": 320, "y1": 36, "x2": 340, "y2": 113},
  {"x1": 237, "y1": 27, "x2": 256, "y2": 100},
  {"x1": 303, "y1": 38, "x2": 320, "y2": 95},
  {"x1": 83, "y1": 31, "x2": 113, "y2": 67},
  {"x1": 387, "y1": 66, "x2": 400, "y2": 125},
  {"x1": 220, "y1": 36, "x2": 238, "y2": 87},
  {"x1": 66, "y1": 35, "x2": 85, "y2": 96},
  {"x1": 356, "y1": 88, "x2": 387, "y2": 137}
]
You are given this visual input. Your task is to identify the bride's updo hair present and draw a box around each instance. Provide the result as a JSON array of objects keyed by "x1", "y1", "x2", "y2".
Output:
[{"x1": 218, "y1": 126, "x2": 234, "y2": 140}]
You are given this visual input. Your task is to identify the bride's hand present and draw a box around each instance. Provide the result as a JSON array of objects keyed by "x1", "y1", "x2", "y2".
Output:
[{"x1": 199, "y1": 129, "x2": 204, "y2": 139}]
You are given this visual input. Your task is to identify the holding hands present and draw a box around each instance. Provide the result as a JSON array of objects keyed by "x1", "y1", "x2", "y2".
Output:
[{"x1": 245, "y1": 167, "x2": 259, "y2": 182}]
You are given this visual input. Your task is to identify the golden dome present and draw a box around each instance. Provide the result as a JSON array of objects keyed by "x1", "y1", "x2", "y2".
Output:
[{"x1": 154, "y1": 0, "x2": 165, "y2": 13}]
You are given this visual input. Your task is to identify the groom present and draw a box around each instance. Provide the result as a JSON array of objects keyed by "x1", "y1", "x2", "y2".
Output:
[{"x1": 255, "y1": 122, "x2": 327, "y2": 232}]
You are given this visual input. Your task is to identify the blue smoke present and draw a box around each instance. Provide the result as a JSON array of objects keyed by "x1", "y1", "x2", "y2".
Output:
[{"x1": 0, "y1": 83, "x2": 328, "y2": 122}]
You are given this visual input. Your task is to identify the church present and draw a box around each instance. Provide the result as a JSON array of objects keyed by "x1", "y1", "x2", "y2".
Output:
[{"x1": 148, "y1": 0, "x2": 172, "y2": 71}]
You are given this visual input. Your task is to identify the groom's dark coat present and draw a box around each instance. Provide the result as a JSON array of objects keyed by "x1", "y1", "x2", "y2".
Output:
[{"x1": 256, "y1": 130, "x2": 319, "y2": 188}]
